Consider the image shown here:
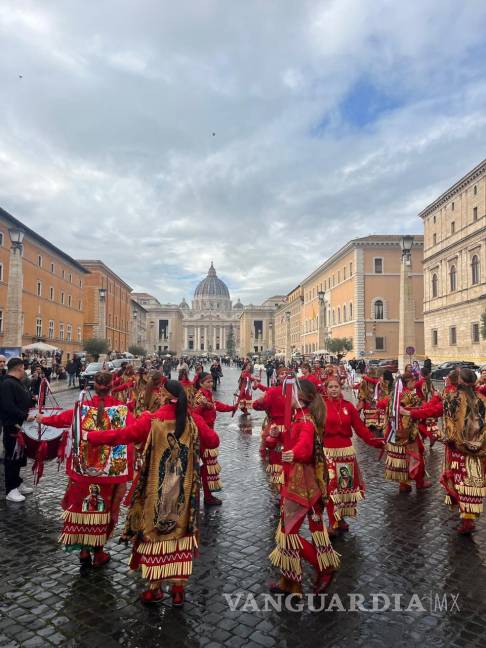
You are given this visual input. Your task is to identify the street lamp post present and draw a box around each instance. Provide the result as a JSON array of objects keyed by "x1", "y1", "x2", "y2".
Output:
[
  {"x1": 98, "y1": 287, "x2": 107, "y2": 342},
  {"x1": 4, "y1": 228, "x2": 25, "y2": 349},
  {"x1": 285, "y1": 311, "x2": 291, "y2": 363},
  {"x1": 317, "y1": 289, "x2": 327, "y2": 353},
  {"x1": 398, "y1": 235, "x2": 416, "y2": 373}
]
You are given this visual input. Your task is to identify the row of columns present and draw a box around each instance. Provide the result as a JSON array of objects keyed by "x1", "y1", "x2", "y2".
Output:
[{"x1": 184, "y1": 325, "x2": 227, "y2": 351}]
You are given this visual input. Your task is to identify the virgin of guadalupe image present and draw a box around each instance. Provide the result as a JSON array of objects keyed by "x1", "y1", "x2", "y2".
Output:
[
  {"x1": 338, "y1": 464, "x2": 354, "y2": 490},
  {"x1": 155, "y1": 433, "x2": 189, "y2": 533}
]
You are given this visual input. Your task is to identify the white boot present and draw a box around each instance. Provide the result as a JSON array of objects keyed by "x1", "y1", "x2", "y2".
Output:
[
  {"x1": 6, "y1": 488, "x2": 26, "y2": 502},
  {"x1": 19, "y1": 483, "x2": 33, "y2": 495}
]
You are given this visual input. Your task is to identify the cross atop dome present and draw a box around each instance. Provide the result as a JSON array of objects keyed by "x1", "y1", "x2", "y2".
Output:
[{"x1": 208, "y1": 261, "x2": 217, "y2": 277}]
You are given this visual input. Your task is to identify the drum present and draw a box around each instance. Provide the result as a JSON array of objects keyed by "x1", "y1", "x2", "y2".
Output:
[{"x1": 22, "y1": 414, "x2": 64, "y2": 461}]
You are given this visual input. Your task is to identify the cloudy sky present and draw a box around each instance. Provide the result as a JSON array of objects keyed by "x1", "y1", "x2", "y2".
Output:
[{"x1": 1, "y1": 1, "x2": 486, "y2": 304}]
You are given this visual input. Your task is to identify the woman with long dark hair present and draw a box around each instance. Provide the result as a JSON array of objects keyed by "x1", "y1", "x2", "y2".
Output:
[
  {"x1": 323, "y1": 378, "x2": 383, "y2": 536},
  {"x1": 133, "y1": 370, "x2": 168, "y2": 416},
  {"x1": 269, "y1": 379, "x2": 340, "y2": 597},
  {"x1": 192, "y1": 372, "x2": 235, "y2": 506},
  {"x1": 178, "y1": 367, "x2": 195, "y2": 406},
  {"x1": 85, "y1": 380, "x2": 219, "y2": 606},
  {"x1": 37, "y1": 371, "x2": 134, "y2": 573}
]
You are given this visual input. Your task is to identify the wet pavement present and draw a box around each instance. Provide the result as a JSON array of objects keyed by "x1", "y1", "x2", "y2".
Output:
[{"x1": 1, "y1": 367, "x2": 486, "y2": 648}]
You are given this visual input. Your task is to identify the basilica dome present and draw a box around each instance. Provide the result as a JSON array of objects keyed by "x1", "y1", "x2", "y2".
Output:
[
  {"x1": 192, "y1": 263, "x2": 232, "y2": 311},
  {"x1": 194, "y1": 262, "x2": 230, "y2": 299}
]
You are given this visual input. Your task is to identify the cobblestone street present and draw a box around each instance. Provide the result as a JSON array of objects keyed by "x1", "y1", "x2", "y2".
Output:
[{"x1": 1, "y1": 367, "x2": 486, "y2": 648}]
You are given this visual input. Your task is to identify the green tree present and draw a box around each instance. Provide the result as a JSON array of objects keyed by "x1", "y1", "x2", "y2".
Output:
[
  {"x1": 481, "y1": 312, "x2": 486, "y2": 340},
  {"x1": 84, "y1": 338, "x2": 110, "y2": 361},
  {"x1": 325, "y1": 337, "x2": 353, "y2": 358},
  {"x1": 128, "y1": 344, "x2": 147, "y2": 357},
  {"x1": 226, "y1": 324, "x2": 236, "y2": 358}
]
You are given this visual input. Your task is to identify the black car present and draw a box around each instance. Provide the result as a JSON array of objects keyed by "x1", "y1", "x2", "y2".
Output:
[
  {"x1": 80, "y1": 362, "x2": 114, "y2": 387},
  {"x1": 430, "y1": 361, "x2": 479, "y2": 381}
]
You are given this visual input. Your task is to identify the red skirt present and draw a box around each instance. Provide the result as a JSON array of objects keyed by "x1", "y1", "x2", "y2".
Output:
[{"x1": 441, "y1": 447, "x2": 486, "y2": 518}]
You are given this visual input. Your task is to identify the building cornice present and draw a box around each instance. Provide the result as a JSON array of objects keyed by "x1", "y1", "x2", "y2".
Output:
[{"x1": 418, "y1": 158, "x2": 486, "y2": 220}]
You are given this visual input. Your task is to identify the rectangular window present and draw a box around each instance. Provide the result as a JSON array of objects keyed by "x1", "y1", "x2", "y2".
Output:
[
  {"x1": 36, "y1": 318, "x2": 42, "y2": 337},
  {"x1": 433, "y1": 233, "x2": 437, "y2": 245},
  {"x1": 374, "y1": 258, "x2": 383, "y2": 274},
  {"x1": 67, "y1": 324, "x2": 72, "y2": 342},
  {"x1": 49, "y1": 286, "x2": 54, "y2": 301},
  {"x1": 343, "y1": 267, "x2": 346, "y2": 280},
  {"x1": 451, "y1": 202, "x2": 454, "y2": 211},
  {"x1": 69, "y1": 273, "x2": 72, "y2": 283},
  {"x1": 51, "y1": 262, "x2": 54, "y2": 273},
  {"x1": 0, "y1": 232, "x2": 3, "y2": 246},
  {"x1": 36, "y1": 281, "x2": 42, "y2": 297},
  {"x1": 473, "y1": 206, "x2": 478, "y2": 221},
  {"x1": 38, "y1": 255, "x2": 42, "y2": 267},
  {"x1": 451, "y1": 221, "x2": 455, "y2": 234},
  {"x1": 349, "y1": 262, "x2": 353, "y2": 276},
  {"x1": 77, "y1": 326, "x2": 82, "y2": 342},
  {"x1": 472, "y1": 323, "x2": 480, "y2": 344},
  {"x1": 375, "y1": 336, "x2": 385, "y2": 351},
  {"x1": 432, "y1": 329, "x2": 438, "y2": 346},
  {"x1": 0, "y1": 263, "x2": 3, "y2": 282},
  {"x1": 449, "y1": 326, "x2": 457, "y2": 346},
  {"x1": 59, "y1": 323, "x2": 64, "y2": 340},
  {"x1": 0, "y1": 310, "x2": 3, "y2": 333},
  {"x1": 474, "y1": 185, "x2": 477, "y2": 195},
  {"x1": 62, "y1": 269, "x2": 65, "y2": 279},
  {"x1": 68, "y1": 295, "x2": 72, "y2": 307},
  {"x1": 61, "y1": 291, "x2": 65, "y2": 305},
  {"x1": 48, "y1": 320, "x2": 54, "y2": 339},
  {"x1": 78, "y1": 300, "x2": 82, "y2": 310},
  {"x1": 337, "y1": 271, "x2": 341, "y2": 283}
]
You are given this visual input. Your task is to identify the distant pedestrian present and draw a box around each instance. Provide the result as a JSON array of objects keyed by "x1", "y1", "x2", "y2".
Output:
[{"x1": 66, "y1": 359, "x2": 77, "y2": 388}]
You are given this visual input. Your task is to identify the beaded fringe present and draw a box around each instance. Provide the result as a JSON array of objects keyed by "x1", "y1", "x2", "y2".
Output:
[
  {"x1": 61, "y1": 510, "x2": 111, "y2": 525},
  {"x1": 137, "y1": 536, "x2": 198, "y2": 555}
]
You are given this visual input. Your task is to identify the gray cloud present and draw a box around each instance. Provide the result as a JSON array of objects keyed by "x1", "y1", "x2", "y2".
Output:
[{"x1": 1, "y1": 0, "x2": 486, "y2": 303}]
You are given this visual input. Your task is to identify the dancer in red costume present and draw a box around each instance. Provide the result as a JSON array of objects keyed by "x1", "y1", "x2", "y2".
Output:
[
  {"x1": 324, "y1": 378, "x2": 384, "y2": 536},
  {"x1": 381, "y1": 371, "x2": 432, "y2": 493},
  {"x1": 269, "y1": 378, "x2": 340, "y2": 597},
  {"x1": 253, "y1": 366, "x2": 287, "y2": 489},
  {"x1": 178, "y1": 367, "x2": 195, "y2": 406},
  {"x1": 192, "y1": 372, "x2": 235, "y2": 506},
  {"x1": 37, "y1": 371, "x2": 135, "y2": 574},
  {"x1": 86, "y1": 380, "x2": 218, "y2": 606},
  {"x1": 237, "y1": 361, "x2": 254, "y2": 415}
]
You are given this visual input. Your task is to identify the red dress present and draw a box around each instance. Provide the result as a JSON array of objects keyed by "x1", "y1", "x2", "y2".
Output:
[
  {"x1": 237, "y1": 370, "x2": 253, "y2": 412},
  {"x1": 253, "y1": 387, "x2": 285, "y2": 487},
  {"x1": 269, "y1": 408, "x2": 340, "y2": 587},
  {"x1": 323, "y1": 397, "x2": 382, "y2": 527},
  {"x1": 42, "y1": 395, "x2": 134, "y2": 552},
  {"x1": 192, "y1": 387, "x2": 233, "y2": 496}
]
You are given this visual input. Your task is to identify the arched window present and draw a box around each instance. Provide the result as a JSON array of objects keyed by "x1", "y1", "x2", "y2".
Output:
[
  {"x1": 338, "y1": 307, "x2": 341, "y2": 323},
  {"x1": 349, "y1": 303, "x2": 353, "y2": 319},
  {"x1": 450, "y1": 265, "x2": 457, "y2": 292},
  {"x1": 471, "y1": 255, "x2": 480, "y2": 285},
  {"x1": 332, "y1": 310, "x2": 335, "y2": 325},
  {"x1": 374, "y1": 300, "x2": 384, "y2": 320},
  {"x1": 431, "y1": 273, "x2": 438, "y2": 298},
  {"x1": 343, "y1": 305, "x2": 347, "y2": 321}
]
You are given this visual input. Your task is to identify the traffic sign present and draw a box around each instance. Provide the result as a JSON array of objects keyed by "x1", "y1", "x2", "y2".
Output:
[{"x1": 405, "y1": 346, "x2": 415, "y2": 356}]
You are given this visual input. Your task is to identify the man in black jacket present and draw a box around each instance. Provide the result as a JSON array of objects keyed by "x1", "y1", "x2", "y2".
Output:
[{"x1": 0, "y1": 357, "x2": 34, "y2": 502}]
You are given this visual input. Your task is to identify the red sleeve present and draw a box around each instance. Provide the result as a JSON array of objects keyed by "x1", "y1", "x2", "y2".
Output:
[
  {"x1": 349, "y1": 403, "x2": 377, "y2": 445},
  {"x1": 252, "y1": 392, "x2": 270, "y2": 412},
  {"x1": 363, "y1": 376, "x2": 379, "y2": 385},
  {"x1": 409, "y1": 398, "x2": 443, "y2": 420},
  {"x1": 215, "y1": 401, "x2": 234, "y2": 413},
  {"x1": 41, "y1": 408, "x2": 74, "y2": 428},
  {"x1": 192, "y1": 413, "x2": 219, "y2": 449},
  {"x1": 111, "y1": 380, "x2": 134, "y2": 394},
  {"x1": 292, "y1": 422, "x2": 315, "y2": 463},
  {"x1": 376, "y1": 396, "x2": 389, "y2": 411},
  {"x1": 87, "y1": 412, "x2": 152, "y2": 446},
  {"x1": 253, "y1": 383, "x2": 268, "y2": 392}
]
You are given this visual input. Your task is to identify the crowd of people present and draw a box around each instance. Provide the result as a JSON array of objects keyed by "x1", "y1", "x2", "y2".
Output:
[{"x1": 1, "y1": 352, "x2": 485, "y2": 608}]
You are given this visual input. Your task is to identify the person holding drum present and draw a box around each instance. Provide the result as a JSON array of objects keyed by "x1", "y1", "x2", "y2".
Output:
[{"x1": 0, "y1": 358, "x2": 35, "y2": 502}]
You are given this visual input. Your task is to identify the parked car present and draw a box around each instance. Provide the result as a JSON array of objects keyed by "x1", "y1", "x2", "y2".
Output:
[
  {"x1": 111, "y1": 359, "x2": 128, "y2": 371},
  {"x1": 430, "y1": 361, "x2": 479, "y2": 381},
  {"x1": 378, "y1": 359, "x2": 398, "y2": 373},
  {"x1": 80, "y1": 361, "x2": 114, "y2": 387}
]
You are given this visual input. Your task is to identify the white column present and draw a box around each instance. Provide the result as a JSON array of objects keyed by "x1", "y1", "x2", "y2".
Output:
[{"x1": 222, "y1": 326, "x2": 226, "y2": 350}]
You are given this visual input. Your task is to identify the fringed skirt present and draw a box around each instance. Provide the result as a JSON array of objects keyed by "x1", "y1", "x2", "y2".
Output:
[
  {"x1": 441, "y1": 447, "x2": 486, "y2": 518},
  {"x1": 265, "y1": 423, "x2": 284, "y2": 488},
  {"x1": 59, "y1": 480, "x2": 126, "y2": 551},
  {"x1": 325, "y1": 445, "x2": 364, "y2": 523},
  {"x1": 130, "y1": 535, "x2": 198, "y2": 583},
  {"x1": 384, "y1": 440, "x2": 423, "y2": 483},
  {"x1": 202, "y1": 447, "x2": 222, "y2": 492},
  {"x1": 363, "y1": 407, "x2": 384, "y2": 431}
]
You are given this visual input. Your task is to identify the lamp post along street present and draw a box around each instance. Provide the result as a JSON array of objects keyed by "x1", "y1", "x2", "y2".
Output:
[
  {"x1": 398, "y1": 235, "x2": 416, "y2": 373},
  {"x1": 98, "y1": 287, "x2": 107, "y2": 342},
  {"x1": 285, "y1": 311, "x2": 291, "y2": 363},
  {"x1": 4, "y1": 228, "x2": 25, "y2": 349},
  {"x1": 317, "y1": 289, "x2": 327, "y2": 352}
]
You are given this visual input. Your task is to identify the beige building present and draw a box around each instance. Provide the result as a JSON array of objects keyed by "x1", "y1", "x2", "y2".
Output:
[
  {"x1": 131, "y1": 293, "x2": 184, "y2": 355},
  {"x1": 239, "y1": 296, "x2": 285, "y2": 356},
  {"x1": 129, "y1": 298, "x2": 148, "y2": 352},
  {"x1": 276, "y1": 235, "x2": 424, "y2": 360},
  {"x1": 419, "y1": 159, "x2": 486, "y2": 363}
]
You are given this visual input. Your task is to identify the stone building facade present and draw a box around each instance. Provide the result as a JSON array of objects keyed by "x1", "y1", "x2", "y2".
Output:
[
  {"x1": 420, "y1": 158, "x2": 486, "y2": 363},
  {"x1": 0, "y1": 207, "x2": 87, "y2": 358}
]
